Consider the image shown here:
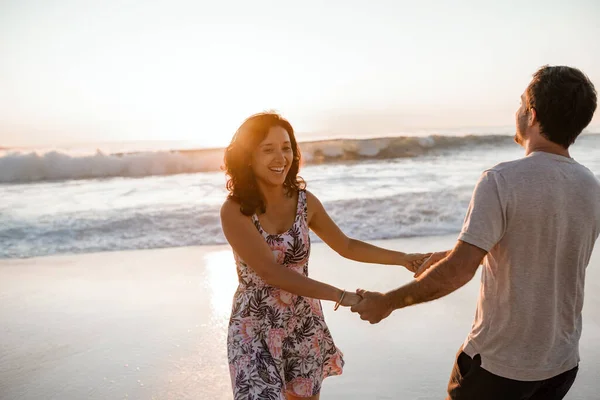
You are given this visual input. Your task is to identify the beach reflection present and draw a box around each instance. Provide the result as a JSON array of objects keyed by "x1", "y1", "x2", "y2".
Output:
[{"x1": 204, "y1": 250, "x2": 238, "y2": 323}]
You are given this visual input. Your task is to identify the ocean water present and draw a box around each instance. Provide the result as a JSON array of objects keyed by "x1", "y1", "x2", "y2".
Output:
[{"x1": 1, "y1": 133, "x2": 599, "y2": 259}]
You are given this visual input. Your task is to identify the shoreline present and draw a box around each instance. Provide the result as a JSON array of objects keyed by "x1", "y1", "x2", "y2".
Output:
[{"x1": 1, "y1": 235, "x2": 599, "y2": 399}]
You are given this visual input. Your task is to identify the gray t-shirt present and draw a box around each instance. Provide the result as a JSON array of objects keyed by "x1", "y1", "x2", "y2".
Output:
[{"x1": 459, "y1": 151, "x2": 600, "y2": 381}]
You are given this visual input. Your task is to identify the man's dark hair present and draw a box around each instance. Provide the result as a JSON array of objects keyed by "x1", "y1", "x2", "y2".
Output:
[{"x1": 526, "y1": 65, "x2": 597, "y2": 148}]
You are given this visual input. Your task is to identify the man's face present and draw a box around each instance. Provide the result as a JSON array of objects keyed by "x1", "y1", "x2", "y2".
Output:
[{"x1": 514, "y1": 93, "x2": 530, "y2": 146}]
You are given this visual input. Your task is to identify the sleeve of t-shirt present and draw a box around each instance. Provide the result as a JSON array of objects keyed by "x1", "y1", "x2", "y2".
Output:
[{"x1": 458, "y1": 170, "x2": 506, "y2": 252}]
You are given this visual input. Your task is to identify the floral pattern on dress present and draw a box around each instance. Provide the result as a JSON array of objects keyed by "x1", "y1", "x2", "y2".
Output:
[{"x1": 227, "y1": 189, "x2": 344, "y2": 399}]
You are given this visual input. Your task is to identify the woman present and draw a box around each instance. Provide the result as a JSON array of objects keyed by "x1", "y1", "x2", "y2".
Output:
[{"x1": 220, "y1": 112, "x2": 429, "y2": 400}]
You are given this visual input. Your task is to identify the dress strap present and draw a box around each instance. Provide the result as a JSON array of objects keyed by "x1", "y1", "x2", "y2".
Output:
[
  {"x1": 251, "y1": 213, "x2": 263, "y2": 234},
  {"x1": 297, "y1": 189, "x2": 308, "y2": 223}
]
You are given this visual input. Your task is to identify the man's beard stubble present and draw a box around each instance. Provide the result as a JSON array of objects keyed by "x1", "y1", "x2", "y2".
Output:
[
  {"x1": 514, "y1": 134, "x2": 523, "y2": 145},
  {"x1": 514, "y1": 112, "x2": 528, "y2": 145}
]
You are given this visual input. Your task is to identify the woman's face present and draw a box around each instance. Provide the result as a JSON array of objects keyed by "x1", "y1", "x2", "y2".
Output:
[{"x1": 251, "y1": 126, "x2": 294, "y2": 187}]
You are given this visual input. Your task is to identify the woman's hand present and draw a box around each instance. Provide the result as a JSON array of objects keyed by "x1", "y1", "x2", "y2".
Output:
[
  {"x1": 402, "y1": 253, "x2": 433, "y2": 273},
  {"x1": 414, "y1": 250, "x2": 451, "y2": 277},
  {"x1": 340, "y1": 291, "x2": 363, "y2": 307}
]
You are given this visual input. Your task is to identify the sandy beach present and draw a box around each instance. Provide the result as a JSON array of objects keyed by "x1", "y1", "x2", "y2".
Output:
[{"x1": 1, "y1": 234, "x2": 599, "y2": 400}]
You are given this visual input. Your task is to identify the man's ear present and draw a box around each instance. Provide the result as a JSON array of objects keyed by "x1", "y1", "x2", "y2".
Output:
[{"x1": 529, "y1": 108, "x2": 537, "y2": 127}]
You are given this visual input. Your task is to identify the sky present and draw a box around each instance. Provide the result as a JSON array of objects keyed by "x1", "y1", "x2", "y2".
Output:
[{"x1": 1, "y1": 0, "x2": 599, "y2": 148}]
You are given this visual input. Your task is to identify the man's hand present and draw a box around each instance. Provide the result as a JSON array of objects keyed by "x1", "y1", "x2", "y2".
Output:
[
  {"x1": 350, "y1": 289, "x2": 393, "y2": 324},
  {"x1": 414, "y1": 250, "x2": 450, "y2": 278}
]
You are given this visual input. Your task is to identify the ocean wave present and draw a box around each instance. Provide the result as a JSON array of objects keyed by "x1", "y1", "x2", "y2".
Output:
[
  {"x1": 0, "y1": 188, "x2": 471, "y2": 259},
  {"x1": 0, "y1": 149, "x2": 224, "y2": 184},
  {"x1": 0, "y1": 135, "x2": 514, "y2": 184}
]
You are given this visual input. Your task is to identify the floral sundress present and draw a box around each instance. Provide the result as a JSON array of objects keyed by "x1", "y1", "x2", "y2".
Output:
[{"x1": 227, "y1": 189, "x2": 344, "y2": 399}]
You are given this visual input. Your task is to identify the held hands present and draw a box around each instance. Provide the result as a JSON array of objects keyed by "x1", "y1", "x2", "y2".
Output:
[
  {"x1": 350, "y1": 289, "x2": 392, "y2": 324},
  {"x1": 403, "y1": 253, "x2": 432, "y2": 273},
  {"x1": 340, "y1": 249, "x2": 450, "y2": 323},
  {"x1": 413, "y1": 250, "x2": 450, "y2": 278},
  {"x1": 336, "y1": 288, "x2": 392, "y2": 324}
]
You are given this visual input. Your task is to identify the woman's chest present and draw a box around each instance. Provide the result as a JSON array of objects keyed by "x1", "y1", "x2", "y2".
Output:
[{"x1": 256, "y1": 201, "x2": 298, "y2": 235}]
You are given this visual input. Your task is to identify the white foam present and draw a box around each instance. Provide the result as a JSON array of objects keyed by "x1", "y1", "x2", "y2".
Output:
[{"x1": 0, "y1": 188, "x2": 472, "y2": 259}]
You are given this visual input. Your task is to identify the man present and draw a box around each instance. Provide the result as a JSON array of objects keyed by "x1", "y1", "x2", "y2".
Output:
[{"x1": 351, "y1": 65, "x2": 599, "y2": 400}]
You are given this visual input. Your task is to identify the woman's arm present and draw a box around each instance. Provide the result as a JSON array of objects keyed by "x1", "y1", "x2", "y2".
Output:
[
  {"x1": 306, "y1": 191, "x2": 429, "y2": 272},
  {"x1": 220, "y1": 199, "x2": 360, "y2": 305}
]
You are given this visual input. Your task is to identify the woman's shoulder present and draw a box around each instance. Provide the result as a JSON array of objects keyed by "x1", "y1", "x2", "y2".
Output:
[
  {"x1": 220, "y1": 198, "x2": 246, "y2": 220},
  {"x1": 303, "y1": 189, "x2": 321, "y2": 205}
]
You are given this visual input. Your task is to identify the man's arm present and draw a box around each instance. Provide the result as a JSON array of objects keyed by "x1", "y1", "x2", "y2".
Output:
[
  {"x1": 352, "y1": 240, "x2": 487, "y2": 323},
  {"x1": 387, "y1": 240, "x2": 486, "y2": 309},
  {"x1": 351, "y1": 169, "x2": 505, "y2": 323}
]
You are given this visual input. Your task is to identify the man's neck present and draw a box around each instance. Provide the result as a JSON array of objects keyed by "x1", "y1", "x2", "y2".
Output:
[{"x1": 524, "y1": 140, "x2": 570, "y2": 158}]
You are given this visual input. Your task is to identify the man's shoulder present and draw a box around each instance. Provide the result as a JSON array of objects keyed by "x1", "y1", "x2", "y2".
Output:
[
  {"x1": 482, "y1": 154, "x2": 600, "y2": 194},
  {"x1": 482, "y1": 157, "x2": 529, "y2": 179},
  {"x1": 492, "y1": 154, "x2": 537, "y2": 171}
]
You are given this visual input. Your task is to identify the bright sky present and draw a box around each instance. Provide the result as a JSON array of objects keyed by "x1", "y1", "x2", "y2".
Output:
[{"x1": 1, "y1": 0, "x2": 599, "y2": 148}]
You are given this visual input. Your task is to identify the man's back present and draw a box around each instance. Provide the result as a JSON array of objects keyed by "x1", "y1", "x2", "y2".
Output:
[{"x1": 460, "y1": 151, "x2": 600, "y2": 381}]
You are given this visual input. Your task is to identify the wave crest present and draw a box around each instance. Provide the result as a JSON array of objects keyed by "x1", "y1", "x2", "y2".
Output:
[{"x1": 0, "y1": 134, "x2": 512, "y2": 183}]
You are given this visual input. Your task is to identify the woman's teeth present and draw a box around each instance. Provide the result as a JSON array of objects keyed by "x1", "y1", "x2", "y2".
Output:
[{"x1": 269, "y1": 167, "x2": 285, "y2": 173}]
